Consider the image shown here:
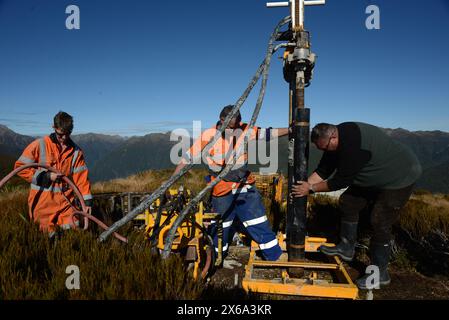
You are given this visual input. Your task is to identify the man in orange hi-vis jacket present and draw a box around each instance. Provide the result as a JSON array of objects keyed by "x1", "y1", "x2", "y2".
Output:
[
  {"x1": 14, "y1": 111, "x2": 92, "y2": 235},
  {"x1": 171, "y1": 105, "x2": 289, "y2": 263}
]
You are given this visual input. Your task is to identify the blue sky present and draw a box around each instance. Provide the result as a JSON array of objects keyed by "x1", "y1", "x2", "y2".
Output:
[{"x1": 0, "y1": 0, "x2": 448, "y2": 136}]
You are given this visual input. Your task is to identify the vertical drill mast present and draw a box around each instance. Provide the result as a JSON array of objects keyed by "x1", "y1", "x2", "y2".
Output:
[{"x1": 267, "y1": 0, "x2": 325, "y2": 262}]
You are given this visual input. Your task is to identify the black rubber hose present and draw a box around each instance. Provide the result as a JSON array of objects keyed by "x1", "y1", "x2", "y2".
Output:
[
  {"x1": 98, "y1": 19, "x2": 289, "y2": 242},
  {"x1": 161, "y1": 16, "x2": 291, "y2": 258}
]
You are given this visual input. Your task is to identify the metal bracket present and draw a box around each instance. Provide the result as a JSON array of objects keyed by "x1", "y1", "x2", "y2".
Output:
[{"x1": 266, "y1": 0, "x2": 326, "y2": 30}]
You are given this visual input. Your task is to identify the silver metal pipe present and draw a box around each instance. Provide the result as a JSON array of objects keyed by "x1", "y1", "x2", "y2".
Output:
[
  {"x1": 266, "y1": 0, "x2": 325, "y2": 8},
  {"x1": 304, "y1": 0, "x2": 325, "y2": 6},
  {"x1": 266, "y1": 2, "x2": 289, "y2": 7}
]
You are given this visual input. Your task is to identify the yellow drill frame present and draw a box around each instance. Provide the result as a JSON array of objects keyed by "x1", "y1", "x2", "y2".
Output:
[
  {"x1": 134, "y1": 189, "x2": 220, "y2": 280},
  {"x1": 240, "y1": 174, "x2": 359, "y2": 299},
  {"x1": 242, "y1": 235, "x2": 359, "y2": 299},
  {"x1": 132, "y1": 178, "x2": 359, "y2": 299}
]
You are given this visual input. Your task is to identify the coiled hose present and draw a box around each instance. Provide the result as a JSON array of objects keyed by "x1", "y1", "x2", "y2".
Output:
[{"x1": 0, "y1": 163, "x2": 127, "y2": 243}]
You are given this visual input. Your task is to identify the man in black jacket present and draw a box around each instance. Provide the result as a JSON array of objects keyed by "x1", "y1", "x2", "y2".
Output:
[{"x1": 292, "y1": 122, "x2": 422, "y2": 289}]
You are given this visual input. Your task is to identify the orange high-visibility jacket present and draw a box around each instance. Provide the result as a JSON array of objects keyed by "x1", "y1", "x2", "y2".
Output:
[
  {"x1": 14, "y1": 134, "x2": 92, "y2": 232},
  {"x1": 186, "y1": 123, "x2": 268, "y2": 197}
]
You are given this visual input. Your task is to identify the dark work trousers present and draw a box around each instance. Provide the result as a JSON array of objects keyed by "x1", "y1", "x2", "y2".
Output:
[{"x1": 339, "y1": 184, "x2": 415, "y2": 244}]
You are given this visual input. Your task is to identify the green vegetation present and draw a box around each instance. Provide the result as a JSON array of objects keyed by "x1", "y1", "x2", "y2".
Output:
[
  {"x1": 0, "y1": 190, "x2": 203, "y2": 300},
  {"x1": 1, "y1": 168, "x2": 448, "y2": 299},
  {"x1": 92, "y1": 168, "x2": 208, "y2": 194},
  {"x1": 307, "y1": 193, "x2": 449, "y2": 274},
  {"x1": 399, "y1": 198, "x2": 449, "y2": 237}
]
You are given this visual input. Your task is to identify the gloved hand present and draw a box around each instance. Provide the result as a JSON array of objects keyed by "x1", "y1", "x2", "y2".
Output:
[
  {"x1": 49, "y1": 172, "x2": 63, "y2": 182},
  {"x1": 35, "y1": 170, "x2": 54, "y2": 188}
]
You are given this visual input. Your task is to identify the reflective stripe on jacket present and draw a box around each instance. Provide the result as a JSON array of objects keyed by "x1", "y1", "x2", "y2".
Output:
[
  {"x1": 14, "y1": 134, "x2": 92, "y2": 232},
  {"x1": 185, "y1": 123, "x2": 264, "y2": 196}
]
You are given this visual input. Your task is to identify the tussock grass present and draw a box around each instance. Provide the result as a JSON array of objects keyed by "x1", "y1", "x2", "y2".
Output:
[
  {"x1": 308, "y1": 193, "x2": 449, "y2": 274},
  {"x1": 0, "y1": 186, "x2": 27, "y2": 201},
  {"x1": 4, "y1": 166, "x2": 449, "y2": 299},
  {"x1": 306, "y1": 195, "x2": 341, "y2": 240},
  {"x1": 399, "y1": 197, "x2": 449, "y2": 237},
  {"x1": 0, "y1": 192, "x2": 203, "y2": 300},
  {"x1": 307, "y1": 193, "x2": 449, "y2": 239},
  {"x1": 92, "y1": 169, "x2": 208, "y2": 194}
]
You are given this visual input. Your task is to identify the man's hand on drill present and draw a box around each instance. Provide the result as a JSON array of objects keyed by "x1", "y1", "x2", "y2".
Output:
[{"x1": 291, "y1": 181, "x2": 312, "y2": 197}]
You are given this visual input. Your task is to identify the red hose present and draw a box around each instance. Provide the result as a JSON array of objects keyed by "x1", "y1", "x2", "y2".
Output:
[
  {"x1": 201, "y1": 245, "x2": 213, "y2": 279},
  {"x1": 0, "y1": 163, "x2": 127, "y2": 243},
  {"x1": 72, "y1": 211, "x2": 128, "y2": 243},
  {"x1": 0, "y1": 164, "x2": 88, "y2": 228}
]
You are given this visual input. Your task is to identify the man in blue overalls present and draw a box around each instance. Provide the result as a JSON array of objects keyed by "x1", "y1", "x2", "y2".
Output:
[{"x1": 171, "y1": 105, "x2": 289, "y2": 263}]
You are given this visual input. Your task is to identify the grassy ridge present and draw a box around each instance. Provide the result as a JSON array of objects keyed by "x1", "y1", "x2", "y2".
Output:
[
  {"x1": 92, "y1": 168, "x2": 208, "y2": 194},
  {"x1": 0, "y1": 189, "x2": 203, "y2": 300},
  {"x1": 1, "y1": 169, "x2": 449, "y2": 299},
  {"x1": 95, "y1": 169, "x2": 449, "y2": 272},
  {"x1": 400, "y1": 194, "x2": 449, "y2": 237}
]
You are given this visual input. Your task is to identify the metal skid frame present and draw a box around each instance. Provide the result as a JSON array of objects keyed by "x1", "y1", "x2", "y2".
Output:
[
  {"x1": 134, "y1": 190, "x2": 220, "y2": 280},
  {"x1": 242, "y1": 236, "x2": 359, "y2": 299}
]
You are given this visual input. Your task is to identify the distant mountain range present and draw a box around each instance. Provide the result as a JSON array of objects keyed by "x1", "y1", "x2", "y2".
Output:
[
  {"x1": 88, "y1": 133, "x2": 181, "y2": 181},
  {"x1": 1, "y1": 124, "x2": 448, "y2": 193},
  {"x1": 0, "y1": 125, "x2": 34, "y2": 156},
  {"x1": 71, "y1": 133, "x2": 126, "y2": 167},
  {"x1": 0, "y1": 124, "x2": 181, "y2": 182}
]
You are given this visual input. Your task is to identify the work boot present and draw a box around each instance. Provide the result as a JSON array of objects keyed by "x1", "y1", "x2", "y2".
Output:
[
  {"x1": 319, "y1": 221, "x2": 358, "y2": 262},
  {"x1": 356, "y1": 242, "x2": 391, "y2": 290}
]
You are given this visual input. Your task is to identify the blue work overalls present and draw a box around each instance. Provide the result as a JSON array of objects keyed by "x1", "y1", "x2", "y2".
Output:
[{"x1": 209, "y1": 185, "x2": 282, "y2": 261}]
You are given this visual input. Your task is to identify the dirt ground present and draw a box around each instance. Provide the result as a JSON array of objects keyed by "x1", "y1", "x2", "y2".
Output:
[{"x1": 204, "y1": 246, "x2": 449, "y2": 300}]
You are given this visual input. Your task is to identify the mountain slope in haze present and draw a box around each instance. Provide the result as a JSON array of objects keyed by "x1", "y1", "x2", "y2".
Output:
[
  {"x1": 1, "y1": 124, "x2": 449, "y2": 192},
  {"x1": 0, "y1": 125, "x2": 34, "y2": 157},
  {"x1": 92, "y1": 135, "x2": 315, "y2": 183},
  {"x1": 0, "y1": 153, "x2": 27, "y2": 187},
  {"x1": 418, "y1": 161, "x2": 449, "y2": 193},
  {"x1": 0, "y1": 127, "x2": 126, "y2": 179},
  {"x1": 90, "y1": 133, "x2": 182, "y2": 182},
  {"x1": 0, "y1": 153, "x2": 18, "y2": 179},
  {"x1": 384, "y1": 128, "x2": 449, "y2": 192},
  {"x1": 385, "y1": 128, "x2": 449, "y2": 170},
  {"x1": 71, "y1": 133, "x2": 125, "y2": 167},
  {"x1": 0, "y1": 126, "x2": 180, "y2": 183}
]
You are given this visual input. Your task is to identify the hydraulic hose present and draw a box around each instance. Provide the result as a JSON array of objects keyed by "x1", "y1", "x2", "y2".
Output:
[
  {"x1": 0, "y1": 163, "x2": 127, "y2": 243},
  {"x1": 161, "y1": 16, "x2": 291, "y2": 258},
  {"x1": 71, "y1": 210, "x2": 127, "y2": 243},
  {"x1": 100, "y1": 45, "x2": 268, "y2": 241},
  {"x1": 100, "y1": 16, "x2": 291, "y2": 243}
]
